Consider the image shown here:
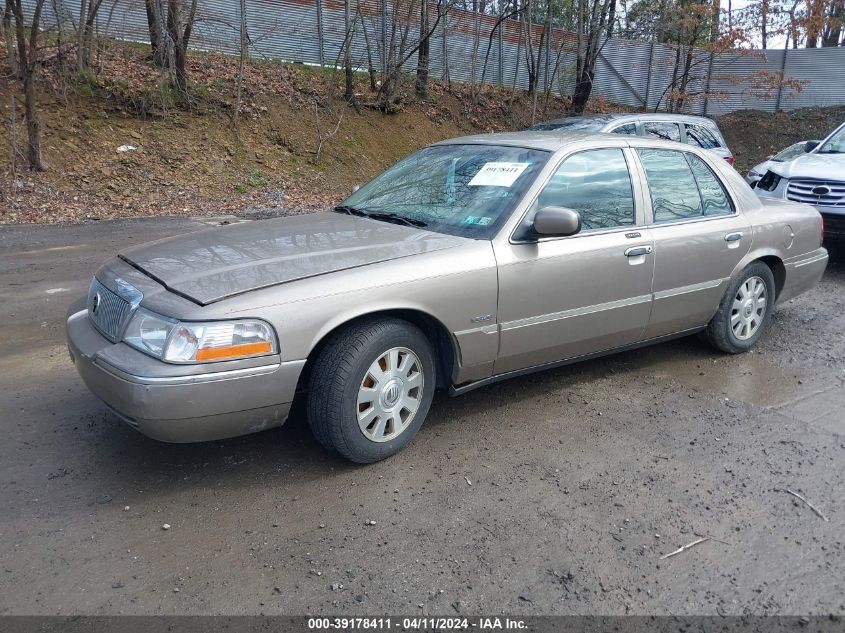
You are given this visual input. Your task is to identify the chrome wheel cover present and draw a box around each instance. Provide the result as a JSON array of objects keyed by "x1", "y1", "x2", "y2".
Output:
[
  {"x1": 356, "y1": 347, "x2": 424, "y2": 442},
  {"x1": 731, "y1": 275, "x2": 768, "y2": 341}
]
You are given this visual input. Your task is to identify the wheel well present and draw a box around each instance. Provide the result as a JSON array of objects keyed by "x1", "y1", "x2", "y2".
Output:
[
  {"x1": 294, "y1": 310, "x2": 457, "y2": 397},
  {"x1": 756, "y1": 255, "x2": 786, "y2": 299}
]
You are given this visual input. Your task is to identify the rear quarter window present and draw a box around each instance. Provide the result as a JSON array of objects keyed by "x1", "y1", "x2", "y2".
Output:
[{"x1": 638, "y1": 149, "x2": 735, "y2": 222}]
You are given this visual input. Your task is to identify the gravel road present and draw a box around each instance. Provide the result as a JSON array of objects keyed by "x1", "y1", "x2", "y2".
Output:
[{"x1": 0, "y1": 217, "x2": 843, "y2": 616}]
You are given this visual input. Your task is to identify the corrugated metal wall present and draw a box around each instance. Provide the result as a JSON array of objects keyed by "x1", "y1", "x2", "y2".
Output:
[{"x1": 30, "y1": 0, "x2": 845, "y2": 115}]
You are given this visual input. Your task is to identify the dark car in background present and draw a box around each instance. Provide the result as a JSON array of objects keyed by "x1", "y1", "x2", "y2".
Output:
[{"x1": 529, "y1": 113, "x2": 735, "y2": 165}]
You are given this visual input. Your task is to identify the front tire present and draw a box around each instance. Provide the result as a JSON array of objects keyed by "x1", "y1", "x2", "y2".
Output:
[
  {"x1": 701, "y1": 262, "x2": 776, "y2": 354},
  {"x1": 307, "y1": 317, "x2": 436, "y2": 463}
]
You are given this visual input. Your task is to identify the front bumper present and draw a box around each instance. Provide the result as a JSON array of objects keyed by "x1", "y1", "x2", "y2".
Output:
[{"x1": 66, "y1": 305, "x2": 305, "y2": 443}]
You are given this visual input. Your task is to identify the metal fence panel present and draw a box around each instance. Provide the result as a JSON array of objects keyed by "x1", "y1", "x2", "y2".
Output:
[{"x1": 26, "y1": 0, "x2": 845, "y2": 116}]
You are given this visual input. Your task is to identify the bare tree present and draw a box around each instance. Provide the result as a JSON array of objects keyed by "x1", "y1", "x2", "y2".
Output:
[
  {"x1": 3, "y1": 0, "x2": 17, "y2": 76},
  {"x1": 570, "y1": 0, "x2": 617, "y2": 113},
  {"x1": 77, "y1": 0, "x2": 105, "y2": 70},
  {"x1": 806, "y1": 0, "x2": 826, "y2": 46},
  {"x1": 822, "y1": 0, "x2": 844, "y2": 45},
  {"x1": 415, "y1": 0, "x2": 431, "y2": 98},
  {"x1": 479, "y1": 1, "x2": 527, "y2": 87},
  {"x1": 8, "y1": 0, "x2": 46, "y2": 170},
  {"x1": 378, "y1": 0, "x2": 446, "y2": 111},
  {"x1": 358, "y1": 7, "x2": 379, "y2": 90},
  {"x1": 233, "y1": 0, "x2": 247, "y2": 123},
  {"x1": 167, "y1": 0, "x2": 199, "y2": 92},
  {"x1": 344, "y1": 0, "x2": 354, "y2": 101},
  {"x1": 144, "y1": 0, "x2": 168, "y2": 66}
]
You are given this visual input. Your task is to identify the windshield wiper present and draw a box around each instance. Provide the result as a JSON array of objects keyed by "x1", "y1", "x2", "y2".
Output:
[
  {"x1": 365, "y1": 212, "x2": 428, "y2": 228},
  {"x1": 335, "y1": 205, "x2": 427, "y2": 228},
  {"x1": 817, "y1": 149, "x2": 844, "y2": 154},
  {"x1": 333, "y1": 204, "x2": 369, "y2": 217}
]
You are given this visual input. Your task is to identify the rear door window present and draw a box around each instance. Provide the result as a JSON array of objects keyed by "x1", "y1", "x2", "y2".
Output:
[
  {"x1": 685, "y1": 124, "x2": 722, "y2": 149},
  {"x1": 538, "y1": 149, "x2": 636, "y2": 231},
  {"x1": 643, "y1": 122, "x2": 682, "y2": 142}
]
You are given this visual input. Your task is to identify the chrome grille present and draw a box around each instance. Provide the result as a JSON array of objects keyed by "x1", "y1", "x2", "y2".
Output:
[
  {"x1": 786, "y1": 179, "x2": 845, "y2": 207},
  {"x1": 87, "y1": 278, "x2": 132, "y2": 342}
]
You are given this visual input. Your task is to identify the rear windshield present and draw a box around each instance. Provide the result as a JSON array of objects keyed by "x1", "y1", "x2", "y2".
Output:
[
  {"x1": 529, "y1": 119, "x2": 609, "y2": 132},
  {"x1": 818, "y1": 125, "x2": 845, "y2": 154},
  {"x1": 340, "y1": 144, "x2": 550, "y2": 238}
]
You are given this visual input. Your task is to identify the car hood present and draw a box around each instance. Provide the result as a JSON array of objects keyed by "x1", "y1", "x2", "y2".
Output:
[
  {"x1": 119, "y1": 212, "x2": 467, "y2": 305},
  {"x1": 750, "y1": 159, "x2": 773, "y2": 175},
  {"x1": 767, "y1": 153, "x2": 845, "y2": 180}
]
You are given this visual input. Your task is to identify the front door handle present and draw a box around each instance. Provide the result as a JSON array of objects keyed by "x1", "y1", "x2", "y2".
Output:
[
  {"x1": 724, "y1": 232, "x2": 744, "y2": 242},
  {"x1": 625, "y1": 245, "x2": 653, "y2": 257}
]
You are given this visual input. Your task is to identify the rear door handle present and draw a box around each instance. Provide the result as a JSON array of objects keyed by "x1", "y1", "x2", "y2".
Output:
[
  {"x1": 624, "y1": 245, "x2": 653, "y2": 257},
  {"x1": 724, "y1": 232, "x2": 744, "y2": 242}
]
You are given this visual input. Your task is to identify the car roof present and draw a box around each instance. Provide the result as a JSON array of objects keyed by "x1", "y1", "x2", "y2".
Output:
[
  {"x1": 434, "y1": 130, "x2": 697, "y2": 153},
  {"x1": 535, "y1": 112, "x2": 719, "y2": 127}
]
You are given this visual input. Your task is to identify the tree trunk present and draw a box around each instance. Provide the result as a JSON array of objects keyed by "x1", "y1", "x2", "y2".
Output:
[
  {"x1": 823, "y1": 0, "x2": 844, "y2": 46},
  {"x1": 415, "y1": 0, "x2": 430, "y2": 99},
  {"x1": 144, "y1": 0, "x2": 167, "y2": 66},
  {"x1": 3, "y1": 0, "x2": 17, "y2": 77},
  {"x1": 571, "y1": 0, "x2": 615, "y2": 114},
  {"x1": 78, "y1": 0, "x2": 104, "y2": 70},
  {"x1": 234, "y1": 0, "x2": 247, "y2": 123},
  {"x1": 344, "y1": 0, "x2": 354, "y2": 101},
  {"x1": 10, "y1": 0, "x2": 46, "y2": 171},
  {"x1": 358, "y1": 9, "x2": 378, "y2": 91},
  {"x1": 168, "y1": 0, "x2": 198, "y2": 92},
  {"x1": 806, "y1": 0, "x2": 826, "y2": 47}
]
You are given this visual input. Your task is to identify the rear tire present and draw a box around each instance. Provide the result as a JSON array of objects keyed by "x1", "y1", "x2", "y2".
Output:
[
  {"x1": 701, "y1": 262, "x2": 776, "y2": 354},
  {"x1": 307, "y1": 317, "x2": 436, "y2": 463}
]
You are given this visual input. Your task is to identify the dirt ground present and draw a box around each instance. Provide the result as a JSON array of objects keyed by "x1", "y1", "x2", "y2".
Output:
[{"x1": 0, "y1": 217, "x2": 843, "y2": 616}]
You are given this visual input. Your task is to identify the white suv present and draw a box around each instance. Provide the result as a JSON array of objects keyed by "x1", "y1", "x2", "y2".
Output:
[{"x1": 755, "y1": 122, "x2": 845, "y2": 241}]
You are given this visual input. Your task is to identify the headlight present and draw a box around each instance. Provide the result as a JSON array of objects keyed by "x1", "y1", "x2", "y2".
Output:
[
  {"x1": 756, "y1": 170, "x2": 782, "y2": 192},
  {"x1": 123, "y1": 309, "x2": 277, "y2": 363}
]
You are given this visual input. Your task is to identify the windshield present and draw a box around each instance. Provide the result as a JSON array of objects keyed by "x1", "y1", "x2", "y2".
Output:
[
  {"x1": 773, "y1": 142, "x2": 810, "y2": 161},
  {"x1": 339, "y1": 144, "x2": 550, "y2": 238},
  {"x1": 818, "y1": 125, "x2": 845, "y2": 154},
  {"x1": 529, "y1": 118, "x2": 609, "y2": 132}
]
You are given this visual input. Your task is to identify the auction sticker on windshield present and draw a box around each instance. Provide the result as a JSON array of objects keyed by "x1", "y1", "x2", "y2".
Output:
[{"x1": 468, "y1": 162, "x2": 529, "y2": 187}]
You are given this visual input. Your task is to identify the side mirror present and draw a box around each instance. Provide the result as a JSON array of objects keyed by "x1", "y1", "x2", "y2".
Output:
[
  {"x1": 533, "y1": 206, "x2": 582, "y2": 237},
  {"x1": 804, "y1": 140, "x2": 820, "y2": 153},
  {"x1": 351, "y1": 185, "x2": 361, "y2": 193}
]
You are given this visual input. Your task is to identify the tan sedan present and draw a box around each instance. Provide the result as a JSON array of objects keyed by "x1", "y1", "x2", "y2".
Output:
[{"x1": 66, "y1": 131, "x2": 828, "y2": 462}]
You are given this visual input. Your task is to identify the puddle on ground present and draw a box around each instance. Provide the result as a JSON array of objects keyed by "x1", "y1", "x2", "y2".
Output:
[{"x1": 633, "y1": 344, "x2": 805, "y2": 408}]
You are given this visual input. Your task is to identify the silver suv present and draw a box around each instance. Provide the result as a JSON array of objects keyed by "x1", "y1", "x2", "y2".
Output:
[{"x1": 530, "y1": 113, "x2": 735, "y2": 165}]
